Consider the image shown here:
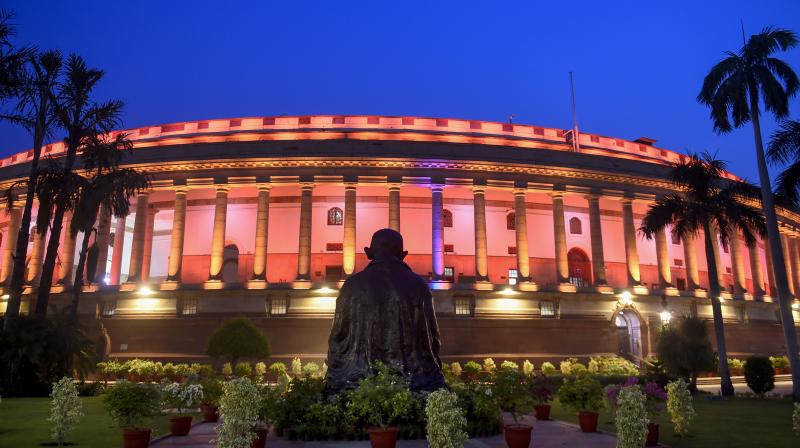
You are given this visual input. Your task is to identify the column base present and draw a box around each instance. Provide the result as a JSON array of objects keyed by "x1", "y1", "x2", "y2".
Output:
[
  {"x1": 245, "y1": 280, "x2": 268, "y2": 290},
  {"x1": 594, "y1": 285, "x2": 615, "y2": 294},
  {"x1": 335, "y1": 280, "x2": 346, "y2": 289},
  {"x1": 556, "y1": 283, "x2": 577, "y2": 293},
  {"x1": 429, "y1": 280, "x2": 451, "y2": 290},
  {"x1": 22, "y1": 285, "x2": 35, "y2": 295},
  {"x1": 758, "y1": 294, "x2": 772, "y2": 303},
  {"x1": 291, "y1": 280, "x2": 312, "y2": 289},
  {"x1": 51, "y1": 285, "x2": 68, "y2": 293},
  {"x1": 662, "y1": 287, "x2": 680, "y2": 297},
  {"x1": 160, "y1": 281, "x2": 181, "y2": 291},
  {"x1": 203, "y1": 280, "x2": 225, "y2": 290},
  {"x1": 472, "y1": 281, "x2": 494, "y2": 291},
  {"x1": 690, "y1": 288, "x2": 708, "y2": 298},
  {"x1": 734, "y1": 292, "x2": 753, "y2": 301},
  {"x1": 82, "y1": 284, "x2": 100, "y2": 293},
  {"x1": 719, "y1": 291, "x2": 733, "y2": 300},
  {"x1": 517, "y1": 281, "x2": 538, "y2": 292},
  {"x1": 119, "y1": 283, "x2": 138, "y2": 292},
  {"x1": 631, "y1": 285, "x2": 649, "y2": 295}
]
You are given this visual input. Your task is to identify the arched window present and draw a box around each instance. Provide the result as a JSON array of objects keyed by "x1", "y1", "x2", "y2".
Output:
[
  {"x1": 442, "y1": 209, "x2": 453, "y2": 228},
  {"x1": 222, "y1": 244, "x2": 239, "y2": 283},
  {"x1": 506, "y1": 212, "x2": 516, "y2": 230},
  {"x1": 569, "y1": 217, "x2": 582, "y2": 235},
  {"x1": 327, "y1": 207, "x2": 343, "y2": 226},
  {"x1": 567, "y1": 247, "x2": 592, "y2": 287}
]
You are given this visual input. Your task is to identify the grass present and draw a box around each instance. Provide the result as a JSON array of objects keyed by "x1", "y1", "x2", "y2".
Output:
[
  {"x1": 0, "y1": 395, "x2": 200, "y2": 448},
  {"x1": 549, "y1": 395, "x2": 798, "y2": 448}
]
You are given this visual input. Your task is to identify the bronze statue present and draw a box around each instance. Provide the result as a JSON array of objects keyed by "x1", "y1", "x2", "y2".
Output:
[{"x1": 325, "y1": 228, "x2": 445, "y2": 393}]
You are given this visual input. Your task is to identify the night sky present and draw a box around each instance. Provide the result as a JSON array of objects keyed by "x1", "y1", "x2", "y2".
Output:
[{"x1": 1, "y1": 0, "x2": 799, "y2": 184}]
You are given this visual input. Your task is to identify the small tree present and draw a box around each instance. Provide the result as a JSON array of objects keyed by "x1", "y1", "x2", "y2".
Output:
[
  {"x1": 426, "y1": 389, "x2": 468, "y2": 448},
  {"x1": 493, "y1": 367, "x2": 535, "y2": 426},
  {"x1": 615, "y1": 385, "x2": 648, "y2": 448},
  {"x1": 744, "y1": 355, "x2": 775, "y2": 396},
  {"x1": 214, "y1": 377, "x2": 260, "y2": 448},
  {"x1": 656, "y1": 316, "x2": 714, "y2": 392},
  {"x1": 48, "y1": 377, "x2": 83, "y2": 447},
  {"x1": 207, "y1": 318, "x2": 270, "y2": 367},
  {"x1": 666, "y1": 378, "x2": 695, "y2": 437}
]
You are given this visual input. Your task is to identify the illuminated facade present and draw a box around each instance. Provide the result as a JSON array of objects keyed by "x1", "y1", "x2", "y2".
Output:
[{"x1": 0, "y1": 115, "x2": 799, "y2": 364}]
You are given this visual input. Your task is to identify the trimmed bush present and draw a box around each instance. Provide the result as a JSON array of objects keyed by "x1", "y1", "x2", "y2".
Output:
[
  {"x1": 666, "y1": 378, "x2": 695, "y2": 436},
  {"x1": 235, "y1": 362, "x2": 252, "y2": 378},
  {"x1": 206, "y1": 317, "x2": 270, "y2": 366},
  {"x1": 557, "y1": 375, "x2": 603, "y2": 413},
  {"x1": 215, "y1": 377, "x2": 261, "y2": 448},
  {"x1": 541, "y1": 362, "x2": 556, "y2": 375},
  {"x1": 426, "y1": 389, "x2": 468, "y2": 448},
  {"x1": 104, "y1": 381, "x2": 161, "y2": 429},
  {"x1": 615, "y1": 385, "x2": 648, "y2": 448},
  {"x1": 744, "y1": 355, "x2": 775, "y2": 396}
]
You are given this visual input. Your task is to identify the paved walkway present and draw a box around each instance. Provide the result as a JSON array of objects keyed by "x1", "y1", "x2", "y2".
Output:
[{"x1": 152, "y1": 414, "x2": 618, "y2": 448}]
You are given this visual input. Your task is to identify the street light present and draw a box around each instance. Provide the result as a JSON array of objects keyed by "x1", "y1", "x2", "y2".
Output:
[
  {"x1": 618, "y1": 291, "x2": 634, "y2": 307},
  {"x1": 659, "y1": 310, "x2": 673, "y2": 325}
]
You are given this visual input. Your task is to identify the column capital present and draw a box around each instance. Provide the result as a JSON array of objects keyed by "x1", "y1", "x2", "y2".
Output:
[
  {"x1": 137, "y1": 190, "x2": 151, "y2": 198},
  {"x1": 174, "y1": 185, "x2": 190, "y2": 195},
  {"x1": 513, "y1": 187, "x2": 527, "y2": 197},
  {"x1": 549, "y1": 190, "x2": 565, "y2": 199},
  {"x1": 619, "y1": 196, "x2": 634, "y2": 205},
  {"x1": 344, "y1": 182, "x2": 358, "y2": 191},
  {"x1": 388, "y1": 183, "x2": 402, "y2": 192},
  {"x1": 257, "y1": 183, "x2": 271, "y2": 193},
  {"x1": 585, "y1": 192, "x2": 601, "y2": 201},
  {"x1": 472, "y1": 184, "x2": 487, "y2": 194},
  {"x1": 214, "y1": 184, "x2": 230, "y2": 193},
  {"x1": 300, "y1": 182, "x2": 315, "y2": 191},
  {"x1": 430, "y1": 184, "x2": 444, "y2": 193}
]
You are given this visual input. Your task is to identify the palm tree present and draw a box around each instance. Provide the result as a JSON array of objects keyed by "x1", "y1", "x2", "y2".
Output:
[
  {"x1": 0, "y1": 10, "x2": 31, "y2": 100},
  {"x1": 33, "y1": 55, "x2": 123, "y2": 316},
  {"x1": 767, "y1": 119, "x2": 800, "y2": 203},
  {"x1": 1, "y1": 50, "x2": 62, "y2": 328},
  {"x1": 640, "y1": 153, "x2": 766, "y2": 396},
  {"x1": 698, "y1": 26, "x2": 800, "y2": 400}
]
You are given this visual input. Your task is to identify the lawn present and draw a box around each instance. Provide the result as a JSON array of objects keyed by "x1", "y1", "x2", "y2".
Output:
[
  {"x1": 0, "y1": 395, "x2": 200, "y2": 448},
  {"x1": 549, "y1": 395, "x2": 798, "y2": 448}
]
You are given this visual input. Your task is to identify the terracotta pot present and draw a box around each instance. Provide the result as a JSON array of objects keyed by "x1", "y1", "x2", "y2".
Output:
[
  {"x1": 122, "y1": 428, "x2": 151, "y2": 448},
  {"x1": 646, "y1": 422, "x2": 659, "y2": 446},
  {"x1": 533, "y1": 404, "x2": 551, "y2": 420},
  {"x1": 577, "y1": 411, "x2": 599, "y2": 433},
  {"x1": 251, "y1": 427, "x2": 268, "y2": 448},
  {"x1": 367, "y1": 427, "x2": 399, "y2": 448},
  {"x1": 503, "y1": 424, "x2": 532, "y2": 448},
  {"x1": 169, "y1": 415, "x2": 193, "y2": 436},
  {"x1": 201, "y1": 404, "x2": 219, "y2": 422}
]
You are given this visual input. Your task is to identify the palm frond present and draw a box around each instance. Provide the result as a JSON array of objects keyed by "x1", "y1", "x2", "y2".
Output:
[
  {"x1": 768, "y1": 119, "x2": 800, "y2": 164},
  {"x1": 774, "y1": 159, "x2": 800, "y2": 204}
]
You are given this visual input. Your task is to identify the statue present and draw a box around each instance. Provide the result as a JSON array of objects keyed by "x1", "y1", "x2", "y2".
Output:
[{"x1": 325, "y1": 228, "x2": 445, "y2": 393}]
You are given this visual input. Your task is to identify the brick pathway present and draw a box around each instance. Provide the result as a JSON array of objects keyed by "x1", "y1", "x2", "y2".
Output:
[{"x1": 152, "y1": 414, "x2": 619, "y2": 448}]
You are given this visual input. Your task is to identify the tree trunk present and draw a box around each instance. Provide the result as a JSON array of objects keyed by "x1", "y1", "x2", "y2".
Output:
[
  {"x1": 703, "y1": 221, "x2": 734, "y2": 396},
  {"x1": 749, "y1": 87, "x2": 800, "y2": 401},
  {"x1": 69, "y1": 227, "x2": 92, "y2": 318}
]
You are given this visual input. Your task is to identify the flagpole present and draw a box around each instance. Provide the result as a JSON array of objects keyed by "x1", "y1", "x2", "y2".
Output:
[{"x1": 569, "y1": 71, "x2": 581, "y2": 152}]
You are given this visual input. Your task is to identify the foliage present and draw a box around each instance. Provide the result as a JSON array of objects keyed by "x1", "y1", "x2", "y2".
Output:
[
  {"x1": 207, "y1": 318, "x2": 270, "y2": 366},
  {"x1": 269, "y1": 362, "x2": 287, "y2": 378},
  {"x1": 48, "y1": 377, "x2": 83, "y2": 447},
  {"x1": 161, "y1": 382, "x2": 203, "y2": 415},
  {"x1": 482, "y1": 357, "x2": 496, "y2": 373},
  {"x1": 450, "y1": 382, "x2": 502, "y2": 437},
  {"x1": 656, "y1": 316, "x2": 715, "y2": 389},
  {"x1": 234, "y1": 362, "x2": 252, "y2": 378},
  {"x1": 587, "y1": 356, "x2": 639, "y2": 376},
  {"x1": 75, "y1": 381, "x2": 103, "y2": 397},
  {"x1": 770, "y1": 355, "x2": 790, "y2": 369},
  {"x1": 257, "y1": 386, "x2": 281, "y2": 426},
  {"x1": 347, "y1": 363, "x2": 413, "y2": 430},
  {"x1": 666, "y1": 378, "x2": 695, "y2": 436},
  {"x1": 273, "y1": 376, "x2": 325, "y2": 430},
  {"x1": 200, "y1": 377, "x2": 223, "y2": 407},
  {"x1": 463, "y1": 361, "x2": 481, "y2": 380},
  {"x1": 215, "y1": 377, "x2": 261, "y2": 448},
  {"x1": 426, "y1": 389, "x2": 468, "y2": 448},
  {"x1": 615, "y1": 385, "x2": 649, "y2": 448},
  {"x1": 450, "y1": 362, "x2": 462, "y2": 379},
  {"x1": 222, "y1": 363, "x2": 232, "y2": 377},
  {"x1": 559, "y1": 357, "x2": 586, "y2": 375},
  {"x1": 727, "y1": 358, "x2": 744, "y2": 370},
  {"x1": 103, "y1": 381, "x2": 160, "y2": 429},
  {"x1": 605, "y1": 377, "x2": 666, "y2": 420},
  {"x1": 522, "y1": 360, "x2": 534, "y2": 376},
  {"x1": 793, "y1": 403, "x2": 800, "y2": 434},
  {"x1": 291, "y1": 357, "x2": 302, "y2": 376},
  {"x1": 531, "y1": 373, "x2": 553, "y2": 405},
  {"x1": 493, "y1": 366, "x2": 535, "y2": 424},
  {"x1": 500, "y1": 360, "x2": 518, "y2": 370},
  {"x1": 744, "y1": 355, "x2": 775, "y2": 396},
  {"x1": 541, "y1": 362, "x2": 556, "y2": 375},
  {"x1": 557, "y1": 375, "x2": 603, "y2": 413},
  {"x1": 302, "y1": 361, "x2": 321, "y2": 377},
  {"x1": 254, "y1": 362, "x2": 266, "y2": 381}
]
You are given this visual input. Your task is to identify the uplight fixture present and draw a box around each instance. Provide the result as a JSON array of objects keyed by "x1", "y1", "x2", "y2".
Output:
[{"x1": 618, "y1": 291, "x2": 634, "y2": 307}]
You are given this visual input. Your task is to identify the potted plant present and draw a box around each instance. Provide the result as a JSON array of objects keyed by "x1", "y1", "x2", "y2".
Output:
[
  {"x1": 348, "y1": 363, "x2": 413, "y2": 448},
  {"x1": 258, "y1": 386, "x2": 282, "y2": 443},
  {"x1": 531, "y1": 373, "x2": 554, "y2": 420},
  {"x1": 463, "y1": 361, "x2": 482, "y2": 382},
  {"x1": 162, "y1": 382, "x2": 204, "y2": 436},
  {"x1": 104, "y1": 381, "x2": 161, "y2": 448},
  {"x1": 493, "y1": 366, "x2": 535, "y2": 448},
  {"x1": 216, "y1": 377, "x2": 263, "y2": 448},
  {"x1": 199, "y1": 377, "x2": 223, "y2": 422},
  {"x1": 425, "y1": 389, "x2": 468, "y2": 448},
  {"x1": 556, "y1": 374, "x2": 604, "y2": 432}
]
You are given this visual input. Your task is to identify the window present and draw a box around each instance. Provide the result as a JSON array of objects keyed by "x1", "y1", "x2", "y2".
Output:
[
  {"x1": 29, "y1": 226, "x2": 36, "y2": 243},
  {"x1": 442, "y1": 209, "x2": 453, "y2": 228},
  {"x1": 725, "y1": 267, "x2": 732, "y2": 274},
  {"x1": 507, "y1": 246, "x2": 517, "y2": 255},
  {"x1": 673, "y1": 258, "x2": 683, "y2": 267},
  {"x1": 569, "y1": 217, "x2": 582, "y2": 235},
  {"x1": 268, "y1": 297, "x2": 288, "y2": 316},
  {"x1": 454, "y1": 297, "x2": 474, "y2": 316},
  {"x1": 508, "y1": 269, "x2": 518, "y2": 285},
  {"x1": 327, "y1": 207, "x2": 343, "y2": 225},
  {"x1": 676, "y1": 278, "x2": 686, "y2": 290},
  {"x1": 178, "y1": 297, "x2": 197, "y2": 316},
  {"x1": 326, "y1": 242, "x2": 343, "y2": 252},
  {"x1": 100, "y1": 301, "x2": 116, "y2": 317},
  {"x1": 506, "y1": 212, "x2": 516, "y2": 230},
  {"x1": 671, "y1": 233, "x2": 680, "y2": 245},
  {"x1": 444, "y1": 267, "x2": 455, "y2": 282},
  {"x1": 539, "y1": 300, "x2": 555, "y2": 317},
  {"x1": 325, "y1": 266, "x2": 343, "y2": 282},
  {"x1": 444, "y1": 244, "x2": 454, "y2": 253}
]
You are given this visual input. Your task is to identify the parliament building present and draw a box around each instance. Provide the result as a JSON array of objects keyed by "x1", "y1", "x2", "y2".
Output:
[{"x1": 1, "y1": 115, "x2": 799, "y2": 365}]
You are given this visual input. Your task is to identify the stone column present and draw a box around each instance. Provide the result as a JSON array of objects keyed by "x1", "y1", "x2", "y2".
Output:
[
  {"x1": 551, "y1": 191, "x2": 569, "y2": 284},
  {"x1": 780, "y1": 231, "x2": 795, "y2": 296},
  {"x1": 655, "y1": 229, "x2": 672, "y2": 287},
  {"x1": 764, "y1": 240, "x2": 777, "y2": 297},
  {"x1": 140, "y1": 208, "x2": 157, "y2": 283},
  {"x1": 295, "y1": 183, "x2": 313, "y2": 284},
  {"x1": 709, "y1": 224, "x2": 726, "y2": 290},
  {"x1": 94, "y1": 204, "x2": 112, "y2": 284},
  {"x1": 249, "y1": 184, "x2": 270, "y2": 284},
  {"x1": 207, "y1": 185, "x2": 229, "y2": 282},
  {"x1": 790, "y1": 235, "x2": 800, "y2": 299},
  {"x1": 586, "y1": 194, "x2": 607, "y2": 286},
  {"x1": 109, "y1": 215, "x2": 127, "y2": 285},
  {"x1": 26, "y1": 222, "x2": 48, "y2": 285},
  {"x1": 729, "y1": 230, "x2": 747, "y2": 296},
  {"x1": 620, "y1": 197, "x2": 641, "y2": 286},
  {"x1": 164, "y1": 187, "x2": 188, "y2": 284},
  {"x1": 0, "y1": 205, "x2": 22, "y2": 285},
  {"x1": 57, "y1": 213, "x2": 77, "y2": 285},
  {"x1": 683, "y1": 234, "x2": 701, "y2": 290},
  {"x1": 388, "y1": 183, "x2": 401, "y2": 232},
  {"x1": 125, "y1": 192, "x2": 150, "y2": 284},
  {"x1": 431, "y1": 184, "x2": 445, "y2": 281},
  {"x1": 514, "y1": 188, "x2": 531, "y2": 282},
  {"x1": 748, "y1": 241, "x2": 765, "y2": 298},
  {"x1": 473, "y1": 185, "x2": 489, "y2": 284},
  {"x1": 343, "y1": 183, "x2": 357, "y2": 277}
]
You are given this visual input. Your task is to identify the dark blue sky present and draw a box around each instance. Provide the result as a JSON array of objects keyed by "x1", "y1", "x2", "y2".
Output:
[{"x1": 2, "y1": 0, "x2": 799, "y2": 182}]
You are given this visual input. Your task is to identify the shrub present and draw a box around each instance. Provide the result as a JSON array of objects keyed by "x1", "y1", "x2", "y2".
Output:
[
  {"x1": 656, "y1": 316, "x2": 714, "y2": 390},
  {"x1": 450, "y1": 362, "x2": 463, "y2": 378},
  {"x1": 727, "y1": 357, "x2": 744, "y2": 371},
  {"x1": 482, "y1": 358, "x2": 496, "y2": 373},
  {"x1": 291, "y1": 357, "x2": 302, "y2": 376},
  {"x1": 273, "y1": 376, "x2": 325, "y2": 430},
  {"x1": 500, "y1": 360, "x2": 519, "y2": 371},
  {"x1": 302, "y1": 362, "x2": 321, "y2": 377},
  {"x1": 201, "y1": 377, "x2": 223, "y2": 407},
  {"x1": 254, "y1": 362, "x2": 267, "y2": 382},
  {"x1": 162, "y1": 363, "x2": 177, "y2": 381},
  {"x1": 206, "y1": 317, "x2": 270, "y2": 366},
  {"x1": 666, "y1": 378, "x2": 695, "y2": 436},
  {"x1": 744, "y1": 355, "x2": 775, "y2": 396},
  {"x1": 557, "y1": 375, "x2": 603, "y2": 413},
  {"x1": 49, "y1": 377, "x2": 83, "y2": 447},
  {"x1": 269, "y1": 362, "x2": 287, "y2": 378},
  {"x1": 450, "y1": 382, "x2": 502, "y2": 437},
  {"x1": 522, "y1": 360, "x2": 534, "y2": 376},
  {"x1": 302, "y1": 400, "x2": 343, "y2": 439},
  {"x1": 426, "y1": 389, "x2": 468, "y2": 448},
  {"x1": 588, "y1": 359, "x2": 599, "y2": 374},
  {"x1": 770, "y1": 355, "x2": 789, "y2": 369},
  {"x1": 615, "y1": 385, "x2": 648, "y2": 448},
  {"x1": 463, "y1": 361, "x2": 482, "y2": 380},
  {"x1": 541, "y1": 362, "x2": 556, "y2": 375},
  {"x1": 531, "y1": 374, "x2": 553, "y2": 405},
  {"x1": 75, "y1": 381, "x2": 103, "y2": 397},
  {"x1": 559, "y1": 357, "x2": 586, "y2": 375},
  {"x1": 570, "y1": 363, "x2": 588, "y2": 375},
  {"x1": 235, "y1": 362, "x2": 252, "y2": 378},
  {"x1": 215, "y1": 377, "x2": 261, "y2": 448},
  {"x1": 793, "y1": 403, "x2": 800, "y2": 434},
  {"x1": 162, "y1": 382, "x2": 203, "y2": 415},
  {"x1": 222, "y1": 362, "x2": 233, "y2": 377},
  {"x1": 588, "y1": 356, "x2": 639, "y2": 376},
  {"x1": 347, "y1": 363, "x2": 413, "y2": 430},
  {"x1": 104, "y1": 381, "x2": 160, "y2": 429},
  {"x1": 493, "y1": 367, "x2": 535, "y2": 424}
]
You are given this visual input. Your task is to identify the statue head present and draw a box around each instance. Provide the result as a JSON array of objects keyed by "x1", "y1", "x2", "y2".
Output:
[{"x1": 364, "y1": 228, "x2": 408, "y2": 261}]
